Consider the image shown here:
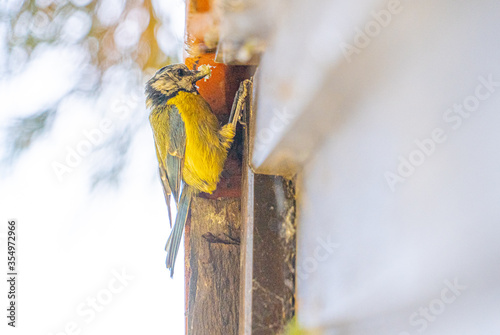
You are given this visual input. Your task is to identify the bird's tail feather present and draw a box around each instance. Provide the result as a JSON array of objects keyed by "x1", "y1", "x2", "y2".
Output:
[
  {"x1": 166, "y1": 195, "x2": 173, "y2": 228},
  {"x1": 165, "y1": 184, "x2": 194, "y2": 277}
]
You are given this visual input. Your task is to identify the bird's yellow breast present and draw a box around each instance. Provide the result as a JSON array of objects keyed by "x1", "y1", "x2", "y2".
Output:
[{"x1": 167, "y1": 91, "x2": 228, "y2": 194}]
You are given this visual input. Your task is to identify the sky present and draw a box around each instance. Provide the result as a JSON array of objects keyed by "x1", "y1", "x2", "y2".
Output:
[{"x1": 0, "y1": 0, "x2": 187, "y2": 334}]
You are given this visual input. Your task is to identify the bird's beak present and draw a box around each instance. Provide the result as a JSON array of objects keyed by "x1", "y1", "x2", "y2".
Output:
[{"x1": 191, "y1": 66, "x2": 211, "y2": 82}]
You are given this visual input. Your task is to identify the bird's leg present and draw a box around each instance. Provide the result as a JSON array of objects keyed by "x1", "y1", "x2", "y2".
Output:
[
  {"x1": 219, "y1": 78, "x2": 252, "y2": 149},
  {"x1": 229, "y1": 78, "x2": 252, "y2": 127}
]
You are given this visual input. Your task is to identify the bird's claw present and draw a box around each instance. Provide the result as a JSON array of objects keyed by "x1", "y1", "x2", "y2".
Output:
[{"x1": 229, "y1": 78, "x2": 252, "y2": 127}]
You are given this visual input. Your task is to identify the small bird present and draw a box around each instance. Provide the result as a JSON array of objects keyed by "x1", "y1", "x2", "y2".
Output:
[{"x1": 145, "y1": 63, "x2": 248, "y2": 277}]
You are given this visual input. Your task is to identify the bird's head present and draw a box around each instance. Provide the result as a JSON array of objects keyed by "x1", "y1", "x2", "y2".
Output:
[{"x1": 145, "y1": 64, "x2": 210, "y2": 108}]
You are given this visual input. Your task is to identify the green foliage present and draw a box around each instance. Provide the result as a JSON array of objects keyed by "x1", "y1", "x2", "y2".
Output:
[
  {"x1": 3, "y1": 110, "x2": 56, "y2": 167},
  {"x1": 1, "y1": 0, "x2": 177, "y2": 186}
]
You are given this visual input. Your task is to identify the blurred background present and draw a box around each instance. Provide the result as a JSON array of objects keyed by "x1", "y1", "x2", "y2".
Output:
[{"x1": 0, "y1": 0, "x2": 186, "y2": 333}]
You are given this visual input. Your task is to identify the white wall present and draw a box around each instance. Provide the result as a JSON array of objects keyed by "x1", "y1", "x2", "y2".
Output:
[{"x1": 253, "y1": 0, "x2": 500, "y2": 333}]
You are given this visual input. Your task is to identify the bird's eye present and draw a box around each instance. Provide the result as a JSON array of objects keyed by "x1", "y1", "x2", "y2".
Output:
[{"x1": 176, "y1": 68, "x2": 185, "y2": 76}]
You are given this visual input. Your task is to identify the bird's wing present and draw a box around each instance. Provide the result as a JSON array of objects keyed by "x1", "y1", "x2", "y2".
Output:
[
  {"x1": 161, "y1": 105, "x2": 188, "y2": 277},
  {"x1": 165, "y1": 105, "x2": 186, "y2": 204},
  {"x1": 149, "y1": 104, "x2": 186, "y2": 206},
  {"x1": 154, "y1": 141, "x2": 173, "y2": 227},
  {"x1": 150, "y1": 104, "x2": 189, "y2": 276}
]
